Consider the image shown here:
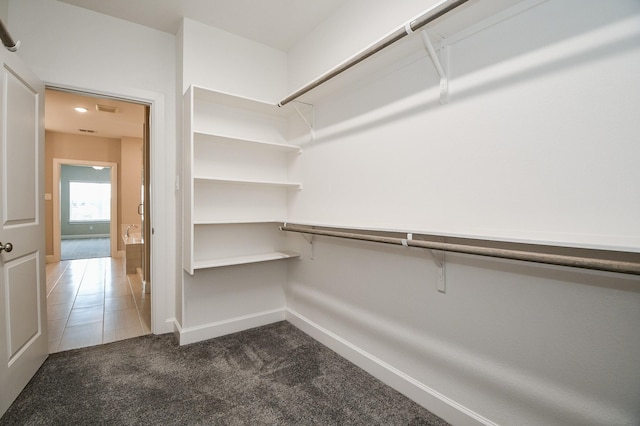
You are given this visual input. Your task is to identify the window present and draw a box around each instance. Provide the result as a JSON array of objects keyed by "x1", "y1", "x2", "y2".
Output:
[{"x1": 69, "y1": 181, "x2": 111, "y2": 222}]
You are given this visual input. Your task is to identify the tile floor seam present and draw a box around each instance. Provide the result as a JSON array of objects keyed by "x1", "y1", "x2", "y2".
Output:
[
  {"x1": 46, "y1": 261, "x2": 70, "y2": 298},
  {"x1": 126, "y1": 275, "x2": 145, "y2": 332},
  {"x1": 47, "y1": 257, "x2": 149, "y2": 353},
  {"x1": 52, "y1": 266, "x2": 78, "y2": 352}
]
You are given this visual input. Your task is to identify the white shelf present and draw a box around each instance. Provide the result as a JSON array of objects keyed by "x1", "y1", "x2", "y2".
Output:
[
  {"x1": 194, "y1": 131, "x2": 301, "y2": 153},
  {"x1": 194, "y1": 220, "x2": 285, "y2": 226},
  {"x1": 184, "y1": 84, "x2": 301, "y2": 274},
  {"x1": 193, "y1": 250, "x2": 300, "y2": 269},
  {"x1": 194, "y1": 176, "x2": 301, "y2": 189},
  {"x1": 192, "y1": 85, "x2": 291, "y2": 117}
]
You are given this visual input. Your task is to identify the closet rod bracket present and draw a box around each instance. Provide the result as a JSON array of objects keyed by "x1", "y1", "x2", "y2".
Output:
[
  {"x1": 291, "y1": 101, "x2": 316, "y2": 141},
  {"x1": 420, "y1": 30, "x2": 449, "y2": 105},
  {"x1": 300, "y1": 233, "x2": 314, "y2": 245},
  {"x1": 429, "y1": 249, "x2": 446, "y2": 293},
  {"x1": 282, "y1": 223, "x2": 314, "y2": 260},
  {"x1": 405, "y1": 233, "x2": 446, "y2": 292}
]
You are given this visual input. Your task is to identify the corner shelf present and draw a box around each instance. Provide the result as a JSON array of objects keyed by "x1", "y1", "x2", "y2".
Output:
[
  {"x1": 194, "y1": 131, "x2": 301, "y2": 153},
  {"x1": 192, "y1": 85, "x2": 292, "y2": 117},
  {"x1": 194, "y1": 176, "x2": 301, "y2": 189},
  {"x1": 183, "y1": 85, "x2": 301, "y2": 275},
  {"x1": 193, "y1": 250, "x2": 300, "y2": 270},
  {"x1": 193, "y1": 219, "x2": 285, "y2": 225}
]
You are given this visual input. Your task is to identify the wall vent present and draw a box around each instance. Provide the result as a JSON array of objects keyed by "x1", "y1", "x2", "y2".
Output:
[
  {"x1": 95, "y1": 104, "x2": 119, "y2": 113},
  {"x1": 78, "y1": 128, "x2": 96, "y2": 133}
]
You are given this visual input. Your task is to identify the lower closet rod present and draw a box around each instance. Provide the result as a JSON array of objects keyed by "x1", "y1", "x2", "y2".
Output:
[{"x1": 280, "y1": 224, "x2": 640, "y2": 276}]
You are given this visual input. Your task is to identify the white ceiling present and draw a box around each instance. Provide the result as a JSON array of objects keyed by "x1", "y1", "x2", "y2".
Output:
[
  {"x1": 47, "y1": 0, "x2": 348, "y2": 139},
  {"x1": 56, "y1": 0, "x2": 349, "y2": 52}
]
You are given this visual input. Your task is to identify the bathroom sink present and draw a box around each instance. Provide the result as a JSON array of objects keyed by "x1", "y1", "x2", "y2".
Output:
[{"x1": 123, "y1": 233, "x2": 143, "y2": 245}]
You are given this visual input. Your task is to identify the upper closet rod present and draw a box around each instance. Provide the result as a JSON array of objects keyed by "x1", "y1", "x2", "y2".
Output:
[
  {"x1": 278, "y1": 0, "x2": 470, "y2": 107},
  {"x1": 0, "y1": 19, "x2": 19, "y2": 52}
]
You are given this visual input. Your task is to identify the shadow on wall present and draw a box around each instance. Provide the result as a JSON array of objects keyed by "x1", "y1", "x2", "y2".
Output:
[{"x1": 299, "y1": 3, "x2": 639, "y2": 145}]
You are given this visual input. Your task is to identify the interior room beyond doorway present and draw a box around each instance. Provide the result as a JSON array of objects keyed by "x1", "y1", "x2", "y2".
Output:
[
  {"x1": 44, "y1": 88, "x2": 152, "y2": 350},
  {"x1": 58, "y1": 162, "x2": 114, "y2": 260}
]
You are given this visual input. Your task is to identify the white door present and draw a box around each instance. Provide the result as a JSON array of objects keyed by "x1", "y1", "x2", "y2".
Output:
[{"x1": 0, "y1": 48, "x2": 47, "y2": 416}]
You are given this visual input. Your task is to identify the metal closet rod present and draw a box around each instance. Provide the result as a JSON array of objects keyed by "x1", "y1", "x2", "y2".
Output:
[
  {"x1": 280, "y1": 224, "x2": 640, "y2": 276},
  {"x1": 0, "y1": 19, "x2": 19, "y2": 52},
  {"x1": 278, "y1": 0, "x2": 470, "y2": 107}
]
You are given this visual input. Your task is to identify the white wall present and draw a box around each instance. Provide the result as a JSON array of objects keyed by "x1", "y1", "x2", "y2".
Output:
[
  {"x1": 285, "y1": 0, "x2": 640, "y2": 424},
  {"x1": 181, "y1": 18, "x2": 287, "y2": 102},
  {"x1": 176, "y1": 19, "x2": 289, "y2": 340},
  {"x1": 288, "y1": 0, "x2": 640, "y2": 250},
  {"x1": 8, "y1": 0, "x2": 177, "y2": 334},
  {"x1": 0, "y1": 0, "x2": 7, "y2": 24}
]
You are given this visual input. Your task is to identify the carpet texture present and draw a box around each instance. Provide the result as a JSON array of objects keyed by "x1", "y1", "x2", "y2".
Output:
[{"x1": 1, "y1": 322, "x2": 449, "y2": 425}]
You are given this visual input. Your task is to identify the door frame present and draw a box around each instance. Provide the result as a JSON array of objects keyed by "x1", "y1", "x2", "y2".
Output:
[
  {"x1": 51, "y1": 159, "x2": 118, "y2": 262},
  {"x1": 45, "y1": 84, "x2": 165, "y2": 335}
]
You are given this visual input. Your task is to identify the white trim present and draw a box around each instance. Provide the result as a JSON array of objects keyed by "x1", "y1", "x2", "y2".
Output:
[
  {"x1": 61, "y1": 234, "x2": 110, "y2": 239},
  {"x1": 176, "y1": 308, "x2": 286, "y2": 346},
  {"x1": 52, "y1": 159, "x2": 118, "y2": 262},
  {"x1": 171, "y1": 317, "x2": 182, "y2": 342},
  {"x1": 285, "y1": 308, "x2": 497, "y2": 426}
]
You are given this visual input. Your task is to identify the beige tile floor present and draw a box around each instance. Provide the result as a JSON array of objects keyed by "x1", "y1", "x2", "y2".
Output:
[{"x1": 46, "y1": 257, "x2": 151, "y2": 353}]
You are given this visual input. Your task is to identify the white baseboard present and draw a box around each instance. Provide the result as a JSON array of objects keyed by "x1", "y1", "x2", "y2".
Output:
[
  {"x1": 285, "y1": 308, "x2": 496, "y2": 426},
  {"x1": 170, "y1": 306, "x2": 495, "y2": 424},
  {"x1": 176, "y1": 308, "x2": 286, "y2": 346},
  {"x1": 171, "y1": 318, "x2": 182, "y2": 341},
  {"x1": 61, "y1": 234, "x2": 110, "y2": 239}
]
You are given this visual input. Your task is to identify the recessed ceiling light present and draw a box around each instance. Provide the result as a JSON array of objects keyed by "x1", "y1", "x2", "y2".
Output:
[{"x1": 74, "y1": 107, "x2": 88, "y2": 113}]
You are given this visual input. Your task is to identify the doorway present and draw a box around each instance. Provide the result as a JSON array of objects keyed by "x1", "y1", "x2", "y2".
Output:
[
  {"x1": 60, "y1": 164, "x2": 112, "y2": 260},
  {"x1": 53, "y1": 160, "x2": 118, "y2": 261},
  {"x1": 45, "y1": 88, "x2": 152, "y2": 351}
]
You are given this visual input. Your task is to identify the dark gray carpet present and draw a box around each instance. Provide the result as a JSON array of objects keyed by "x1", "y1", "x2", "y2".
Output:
[
  {"x1": 1, "y1": 322, "x2": 449, "y2": 426},
  {"x1": 61, "y1": 237, "x2": 110, "y2": 260}
]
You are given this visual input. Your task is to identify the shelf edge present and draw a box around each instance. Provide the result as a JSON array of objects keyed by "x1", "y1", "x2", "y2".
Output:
[{"x1": 193, "y1": 251, "x2": 300, "y2": 269}]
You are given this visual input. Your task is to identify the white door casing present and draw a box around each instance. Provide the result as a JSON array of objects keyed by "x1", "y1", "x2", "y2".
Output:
[{"x1": 0, "y1": 49, "x2": 48, "y2": 416}]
